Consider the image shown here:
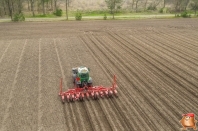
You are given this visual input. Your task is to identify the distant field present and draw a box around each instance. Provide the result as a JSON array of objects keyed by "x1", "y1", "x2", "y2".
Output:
[{"x1": 0, "y1": 19, "x2": 198, "y2": 131}]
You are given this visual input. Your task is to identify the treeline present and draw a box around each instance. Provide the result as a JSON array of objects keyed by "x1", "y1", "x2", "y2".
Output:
[
  {"x1": 0, "y1": 0, "x2": 67, "y2": 19},
  {"x1": 0, "y1": 0, "x2": 198, "y2": 21}
]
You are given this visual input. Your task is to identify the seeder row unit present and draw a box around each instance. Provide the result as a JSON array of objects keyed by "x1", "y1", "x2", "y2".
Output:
[{"x1": 59, "y1": 75, "x2": 118, "y2": 104}]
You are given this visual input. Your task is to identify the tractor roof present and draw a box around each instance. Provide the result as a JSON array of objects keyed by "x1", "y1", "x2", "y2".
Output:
[{"x1": 78, "y1": 66, "x2": 89, "y2": 74}]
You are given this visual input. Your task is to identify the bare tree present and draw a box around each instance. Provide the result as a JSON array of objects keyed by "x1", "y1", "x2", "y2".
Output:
[
  {"x1": 66, "y1": 0, "x2": 68, "y2": 20},
  {"x1": 144, "y1": 0, "x2": 148, "y2": 11},
  {"x1": 27, "y1": 0, "x2": 30, "y2": 11},
  {"x1": 131, "y1": 0, "x2": 134, "y2": 10},
  {"x1": 30, "y1": 0, "x2": 35, "y2": 16},
  {"x1": 190, "y1": 0, "x2": 198, "y2": 15},
  {"x1": 0, "y1": 0, "x2": 7, "y2": 16},
  {"x1": 148, "y1": 0, "x2": 161, "y2": 10},
  {"x1": 182, "y1": 0, "x2": 190, "y2": 10},
  {"x1": 42, "y1": 0, "x2": 45, "y2": 15},
  {"x1": 5, "y1": 0, "x2": 13, "y2": 19},
  {"x1": 105, "y1": 0, "x2": 122, "y2": 19},
  {"x1": 135, "y1": 0, "x2": 140, "y2": 13},
  {"x1": 54, "y1": 0, "x2": 58, "y2": 10}
]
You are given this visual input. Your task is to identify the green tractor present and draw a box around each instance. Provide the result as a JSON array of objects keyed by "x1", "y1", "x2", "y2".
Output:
[{"x1": 72, "y1": 66, "x2": 93, "y2": 88}]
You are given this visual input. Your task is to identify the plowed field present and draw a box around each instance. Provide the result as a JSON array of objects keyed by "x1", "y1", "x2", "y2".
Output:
[{"x1": 0, "y1": 19, "x2": 198, "y2": 131}]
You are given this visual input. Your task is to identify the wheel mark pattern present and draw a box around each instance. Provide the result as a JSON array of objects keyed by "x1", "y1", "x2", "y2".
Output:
[{"x1": 0, "y1": 39, "x2": 27, "y2": 130}]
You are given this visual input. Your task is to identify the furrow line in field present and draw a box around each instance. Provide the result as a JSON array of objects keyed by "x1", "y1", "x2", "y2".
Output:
[
  {"x1": 54, "y1": 38, "x2": 77, "y2": 131},
  {"x1": 67, "y1": 37, "x2": 110, "y2": 131},
  {"x1": 0, "y1": 39, "x2": 27, "y2": 130},
  {"x1": 103, "y1": 32, "x2": 198, "y2": 114},
  {"x1": 56, "y1": 38, "x2": 93, "y2": 131},
  {"x1": 159, "y1": 28, "x2": 198, "y2": 47},
  {"x1": 89, "y1": 34, "x2": 160, "y2": 130},
  {"x1": 106, "y1": 32, "x2": 198, "y2": 111},
  {"x1": 54, "y1": 39, "x2": 69, "y2": 130},
  {"x1": 135, "y1": 32, "x2": 198, "y2": 71},
  {"x1": 0, "y1": 40, "x2": 12, "y2": 65},
  {"x1": 38, "y1": 38, "x2": 42, "y2": 131},
  {"x1": 110, "y1": 32, "x2": 198, "y2": 108},
  {"x1": 74, "y1": 36, "x2": 121, "y2": 131},
  {"x1": 7, "y1": 39, "x2": 39, "y2": 130},
  {"x1": 111, "y1": 32, "x2": 198, "y2": 98},
  {"x1": 39, "y1": 39, "x2": 66, "y2": 131},
  {"x1": 80, "y1": 35, "x2": 134, "y2": 131},
  {"x1": 128, "y1": 34, "x2": 198, "y2": 93},
  {"x1": 91, "y1": 34, "x2": 181, "y2": 130},
  {"x1": 154, "y1": 30, "x2": 198, "y2": 54},
  {"x1": 159, "y1": 30, "x2": 198, "y2": 54},
  {"x1": 81, "y1": 35, "x2": 159, "y2": 130},
  {"x1": 0, "y1": 40, "x2": 24, "y2": 130},
  {"x1": 56, "y1": 39, "x2": 86, "y2": 130},
  {"x1": 128, "y1": 34, "x2": 198, "y2": 86},
  {"x1": 171, "y1": 32, "x2": 198, "y2": 47}
]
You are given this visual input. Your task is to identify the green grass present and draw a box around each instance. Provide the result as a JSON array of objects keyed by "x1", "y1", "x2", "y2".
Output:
[{"x1": 1, "y1": 10, "x2": 197, "y2": 22}]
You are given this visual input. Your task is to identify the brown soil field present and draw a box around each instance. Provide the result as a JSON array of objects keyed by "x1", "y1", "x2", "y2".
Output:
[{"x1": 0, "y1": 19, "x2": 198, "y2": 131}]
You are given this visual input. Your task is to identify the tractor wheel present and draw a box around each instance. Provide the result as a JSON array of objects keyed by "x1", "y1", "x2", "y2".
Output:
[{"x1": 88, "y1": 83, "x2": 93, "y2": 87}]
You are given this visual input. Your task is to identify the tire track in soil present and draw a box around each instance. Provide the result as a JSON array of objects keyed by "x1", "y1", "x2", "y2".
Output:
[
  {"x1": 153, "y1": 30, "x2": 198, "y2": 58},
  {"x1": 4, "y1": 39, "x2": 40, "y2": 130},
  {"x1": 85, "y1": 33, "x2": 183, "y2": 129},
  {"x1": 158, "y1": 29, "x2": 198, "y2": 50},
  {"x1": 0, "y1": 40, "x2": 12, "y2": 65},
  {"x1": 106, "y1": 31, "x2": 196, "y2": 107},
  {"x1": 93, "y1": 33, "x2": 176, "y2": 130},
  {"x1": 0, "y1": 39, "x2": 27, "y2": 131},
  {"x1": 80, "y1": 35, "x2": 146, "y2": 131},
  {"x1": 0, "y1": 40, "x2": 25, "y2": 130},
  {"x1": 135, "y1": 33, "x2": 198, "y2": 84},
  {"x1": 169, "y1": 32, "x2": 198, "y2": 48},
  {"x1": 104, "y1": 32, "x2": 197, "y2": 110},
  {"x1": 69, "y1": 36, "x2": 122, "y2": 131},
  {"x1": 175, "y1": 31, "x2": 198, "y2": 45},
  {"x1": 127, "y1": 33, "x2": 198, "y2": 85},
  {"x1": 136, "y1": 32, "x2": 198, "y2": 71},
  {"x1": 54, "y1": 38, "x2": 80, "y2": 131},
  {"x1": 39, "y1": 38, "x2": 66, "y2": 131},
  {"x1": 103, "y1": 31, "x2": 198, "y2": 118},
  {"x1": 55, "y1": 38, "x2": 95, "y2": 131},
  {"x1": 80, "y1": 35, "x2": 154, "y2": 131},
  {"x1": 37, "y1": 38, "x2": 42, "y2": 131},
  {"x1": 105, "y1": 32, "x2": 196, "y2": 109},
  {"x1": 56, "y1": 39, "x2": 106, "y2": 130},
  {"x1": 108, "y1": 31, "x2": 196, "y2": 96},
  {"x1": 125, "y1": 34, "x2": 198, "y2": 98}
]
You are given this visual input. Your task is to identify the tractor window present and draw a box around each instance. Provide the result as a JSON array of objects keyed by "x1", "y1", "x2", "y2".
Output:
[{"x1": 80, "y1": 73, "x2": 88, "y2": 78}]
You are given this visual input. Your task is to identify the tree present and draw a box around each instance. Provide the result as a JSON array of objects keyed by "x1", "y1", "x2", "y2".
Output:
[
  {"x1": 105, "y1": 0, "x2": 122, "y2": 19},
  {"x1": 131, "y1": 0, "x2": 134, "y2": 10},
  {"x1": 42, "y1": 0, "x2": 45, "y2": 15},
  {"x1": 135, "y1": 0, "x2": 140, "y2": 13},
  {"x1": 5, "y1": 0, "x2": 13, "y2": 20},
  {"x1": 183, "y1": 0, "x2": 190, "y2": 10},
  {"x1": 0, "y1": 0, "x2": 7, "y2": 17},
  {"x1": 144, "y1": 0, "x2": 148, "y2": 11},
  {"x1": 190, "y1": 0, "x2": 198, "y2": 15},
  {"x1": 147, "y1": 0, "x2": 161, "y2": 11},
  {"x1": 66, "y1": 0, "x2": 68, "y2": 20},
  {"x1": 30, "y1": 0, "x2": 35, "y2": 16}
]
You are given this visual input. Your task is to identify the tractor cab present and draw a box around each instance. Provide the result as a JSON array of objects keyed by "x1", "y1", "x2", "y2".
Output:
[{"x1": 72, "y1": 66, "x2": 92, "y2": 87}]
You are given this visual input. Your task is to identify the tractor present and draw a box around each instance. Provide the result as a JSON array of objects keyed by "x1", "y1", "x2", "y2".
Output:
[
  {"x1": 58, "y1": 66, "x2": 118, "y2": 103},
  {"x1": 72, "y1": 66, "x2": 92, "y2": 88}
]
